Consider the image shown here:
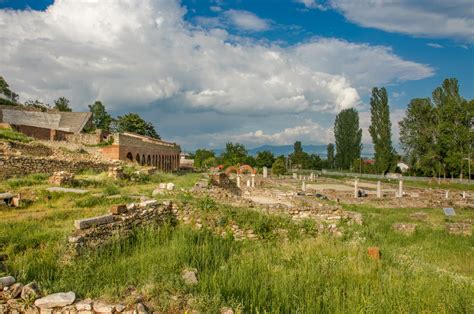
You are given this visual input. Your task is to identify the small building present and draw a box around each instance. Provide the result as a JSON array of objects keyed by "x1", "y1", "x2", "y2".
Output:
[
  {"x1": 179, "y1": 152, "x2": 194, "y2": 171},
  {"x1": 397, "y1": 161, "x2": 410, "y2": 173},
  {"x1": 100, "y1": 132, "x2": 181, "y2": 172},
  {"x1": 0, "y1": 105, "x2": 94, "y2": 141}
]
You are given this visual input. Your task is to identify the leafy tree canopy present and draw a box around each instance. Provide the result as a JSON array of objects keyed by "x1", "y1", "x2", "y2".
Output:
[
  {"x1": 53, "y1": 97, "x2": 72, "y2": 112},
  {"x1": 88, "y1": 101, "x2": 112, "y2": 131},
  {"x1": 112, "y1": 113, "x2": 160, "y2": 139},
  {"x1": 255, "y1": 150, "x2": 275, "y2": 168}
]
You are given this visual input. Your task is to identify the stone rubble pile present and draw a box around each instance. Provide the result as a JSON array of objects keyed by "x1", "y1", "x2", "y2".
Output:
[
  {"x1": 108, "y1": 166, "x2": 124, "y2": 180},
  {"x1": 446, "y1": 222, "x2": 472, "y2": 236},
  {"x1": 0, "y1": 276, "x2": 152, "y2": 314},
  {"x1": 392, "y1": 223, "x2": 417, "y2": 235},
  {"x1": 48, "y1": 171, "x2": 75, "y2": 186}
]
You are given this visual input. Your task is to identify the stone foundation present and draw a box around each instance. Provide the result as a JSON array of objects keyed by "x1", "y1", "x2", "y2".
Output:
[{"x1": 67, "y1": 200, "x2": 176, "y2": 255}]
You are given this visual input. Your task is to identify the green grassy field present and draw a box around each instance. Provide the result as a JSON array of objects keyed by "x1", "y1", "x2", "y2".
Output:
[{"x1": 0, "y1": 171, "x2": 473, "y2": 312}]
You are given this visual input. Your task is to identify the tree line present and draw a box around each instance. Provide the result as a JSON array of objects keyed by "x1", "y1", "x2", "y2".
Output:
[
  {"x1": 329, "y1": 78, "x2": 473, "y2": 178},
  {"x1": 0, "y1": 76, "x2": 160, "y2": 139}
]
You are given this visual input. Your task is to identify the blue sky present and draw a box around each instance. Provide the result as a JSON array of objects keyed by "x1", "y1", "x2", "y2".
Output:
[{"x1": 0, "y1": 0, "x2": 473, "y2": 151}]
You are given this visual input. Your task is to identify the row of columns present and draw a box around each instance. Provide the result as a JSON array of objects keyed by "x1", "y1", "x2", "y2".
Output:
[
  {"x1": 129, "y1": 153, "x2": 180, "y2": 172},
  {"x1": 353, "y1": 179, "x2": 403, "y2": 198},
  {"x1": 236, "y1": 174, "x2": 255, "y2": 188}
]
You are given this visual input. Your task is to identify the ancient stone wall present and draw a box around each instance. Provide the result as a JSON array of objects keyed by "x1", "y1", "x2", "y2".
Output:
[
  {"x1": 67, "y1": 200, "x2": 175, "y2": 255},
  {"x1": 65, "y1": 129, "x2": 110, "y2": 145},
  {"x1": 0, "y1": 155, "x2": 110, "y2": 178}
]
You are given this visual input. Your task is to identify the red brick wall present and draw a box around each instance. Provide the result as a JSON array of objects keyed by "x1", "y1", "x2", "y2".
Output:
[{"x1": 14, "y1": 125, "x2": 51, "y2": 140}]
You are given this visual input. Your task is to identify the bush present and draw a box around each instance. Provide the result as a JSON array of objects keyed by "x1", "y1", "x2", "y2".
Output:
[{"x1": 7, "y1": 173, "x2": 48, "y2": 188}]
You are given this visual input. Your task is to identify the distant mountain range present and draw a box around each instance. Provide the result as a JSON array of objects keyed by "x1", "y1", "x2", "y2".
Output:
[{"x1": 212, "y1": 144, "x2": 374, "y2": 158}]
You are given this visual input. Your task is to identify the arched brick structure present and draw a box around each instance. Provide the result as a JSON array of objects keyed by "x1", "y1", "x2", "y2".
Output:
[
  {"x1": 240, "y1": 164, "x2": 256, "y2": 174},
  {"x1": 225, "y1": 166, "x2": 240, "y2": 175},
  {"x1": 101, "y1": 132, "x2": 181, "y2": 172}
]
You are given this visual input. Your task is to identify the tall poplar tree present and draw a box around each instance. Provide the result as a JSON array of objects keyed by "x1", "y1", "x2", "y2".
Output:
[
  {"x1": 334, "y1": 108, "x2": 362, "y2": 169},
  {"x1": 327, "y1": 143, "x2": 335, "y2": 169},
  {"x1": 369, "y1": 87, "x2": 395, "y2": 174}
]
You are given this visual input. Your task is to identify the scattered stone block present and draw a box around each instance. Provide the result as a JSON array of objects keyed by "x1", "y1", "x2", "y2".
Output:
[
  {"x1": 392, "y1": 223, "x2": 417, "y2": 235},
  {"x1": 136, "y1": 303, "x2": 147, "y2": 314},
  {"x1": 5, "y1": 282, "x2": 23, "y2": 299},
  {"x1": 74, "y1": 214, "x2": 116, "y2": 230},
  {"x1": 152, "y1": 188, "x2": 164, "y2": 196},
  {"x1": 221, "y1": 307, "x2": 234, "y2": 314},
  {"x1": 110, "y1": 204, "x2": 127, "y2": 215},
  {"x1": 158, "y1": 183, "x2": 167, "y2": 189},
  {"x1": 182, "y1": 268, "x2": 198, "y2": 285},
  {"x1": 75, "y1": 299, "x2": 93, "y2": 311},
  {"x1": 21, "y1": 282, "x2": 42, "y2": 300},
  {"x1": 93, "y1": 301, "x2": 115, "y2": 313},
  {"x1": 48, "y1": 171, "x2": 74, "y2": 186},
  {"x1": 108, "y1": 166, "x2": 124, "y2": 180},
  {"x1": 139, "y1": 200, "x2": 158, "y2": 208},
  {"x1": 166, "y1": 183, "x2": 175, "y2": 191},
  {"x1": 34, "y1": 291, "x2": 76, "y2": 308},
  {"x1": 367, "y1": 247, "x2": 381, "y2": 260},
  {"x1": 114, "y1": 304, "x2": 126, "y2": 312},
  {"x1": 0, "y1": 275, "x2": 15, "y2": 289},
  {"x1": 46, "y1": 187, "x2": 88, "y2": 194}
]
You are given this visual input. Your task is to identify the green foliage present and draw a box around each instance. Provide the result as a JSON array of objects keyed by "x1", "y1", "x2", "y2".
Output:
[
  {"x1": 113, "y1": 113, "x2": 160, "y2": 139},
  {"x1": 369, "y1": 87, "x2": 396, "y2": 174},
  {"x1": 24, "y1": 100, "x2": 50, "y2": 112},
  {"x1": 271, "y1": 158, "x2": 286, "y2": 175},
  {"x1": 103, "y1": 183, "x2": 120, "y2": 196},
  {"x1": 0, "y1": 128, "x2": 33, "y2": 143},
  {"x1": 399, "y1": 78, "x2": 474, "y2": 178},
  {"x1": 53, "y1": 97, "x2": 72, "y2": 112},
  {"x1": 334, "y1": 108, "x2": 362, "y2": 170},
  {"x1": 194, "y1": 149, "x2": 216, "y2": 169},
  {"x1": 198, "y1": 196, "x2": 217, "y2": 212},
  {"x1": 6, "y1": 173, "x2": 48, "y2": 188},
  {"x1": 220, "y1": 142, "x2": 248, "y2": 167},
  {"x1": 255, "y1": 150, "x2": 275, "y2": 168},
  {"x1": 88, "y1": 101, "x2": 112, "y2": 131},
  {"x1": 327, "y1": 143, "x2": 335, "y2": 169},
  {"x1": 0, "y1": 76, "x2": 19, "y2": 103}
]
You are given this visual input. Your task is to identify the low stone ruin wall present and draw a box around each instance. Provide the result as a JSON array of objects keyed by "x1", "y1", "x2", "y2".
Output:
[
  {"x1": 0, "y1": 155, "x2": 111, "y2": 178},
  {"x1": 67, "y1": 200, "x2": 175, "y2": 255}
]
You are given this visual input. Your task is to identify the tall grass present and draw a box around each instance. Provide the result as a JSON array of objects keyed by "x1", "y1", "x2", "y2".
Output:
[{"x1": 0, "y1": 128, "x2": 33, "y2": 143}]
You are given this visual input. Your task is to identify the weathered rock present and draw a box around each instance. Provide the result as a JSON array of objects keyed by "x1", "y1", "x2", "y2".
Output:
[
  {"x1": 158, "y1": 183, "x2": 167, "y2": 189},
  {"x1": 46, "y1": 187, "x2": 88, "y2": 194},
  {"x1": 74, "y1": 214, "x2": 116, "y2": 230},
  {"x1": 221, "y1": 307, "x2": 234, "y2": 314},
  {"x1": 48, "y1": 171, "x2": 75, "y2": 186},
  {"x1": 110, "y1": 204, "x2": 127, "y2": 215},
  {"x1": 139, "y1": 200, "x2": 158, "y2": 208},
  {"x1": 166, "y1": 183, "x2": 175, "y2": 191},
  {"x1": 21, "y1": 282, "x2": 42, "y2": 300},
  {"x1": 114, "y1": 304, "x2": 126, "y2": 312},
  {"x1": 136, "y1": 303, "x2": 147, "y2": 314},
  {"x1": 75, "y1": 299, "x2": 93, "y2": 311},
  {"x1": 0, "y1": 276, "x2": 15, "y2": 289},
  {"x1": 34, "y1": 291, "x2": 75, "y2": 308},
  {"x1": 5, "y1": 282, "x2": 23, "y2": 299},
  {"x1": 93, "y1": 301, "x2": 115, "y2": 313},
  {"x1": 182, "y1": 268, "x2": 198, "y2": 285}
]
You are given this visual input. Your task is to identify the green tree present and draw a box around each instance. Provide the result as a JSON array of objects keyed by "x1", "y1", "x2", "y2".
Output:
[
  {"x1": 399, "y1": 98, "x2": 439, "y2": 176},
  {"x1": 53, "y1": 97, "x2": 72, "y2": 112},
  {"x1": 327, "y1": 143, "x2": 335, "y2": 169},
  {"x1": 369, "y1": 87, "x2": 396, "y2": 174},
  {"x1": 0, "y1": 76, "x2": 19, "y2": 105},
  {"x1": 290, "y1": 141, "x2": 310, "y2": 169},
  {"x1": 307, "y1": 154, "x2": 322, "y2": 170},
  {"x1": 88, "y1": 101, "x2": 112, "y2": 131},
  {"x1": 399, "y1": 78, "x2": 473, "y2": 178},
  {"x1": 194, "y1": 149, "x2": 216, "y2": 169},
  {"x1": 255, "y1": 150, "x2": 275, "y2": 168},
  {"x1": 271, "y1": 158, "x2": 286, "y2": 175},
  {"x1": 113, "y1": 113, "x2": 160, "y2": 139},
  {"x1": 334, "y1": 108, "x2": 362, "y2": 170},
  {"x1": 220, "y1": 142, "x2": 248, "y2": 167}
]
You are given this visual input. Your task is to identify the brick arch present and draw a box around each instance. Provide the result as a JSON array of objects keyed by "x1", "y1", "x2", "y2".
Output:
[
  {"x1": 225, "y1": 166, "x2": 240, "y2": 175},
  {"x1": 240, "y1": 164, "x2": 256, "y2": 174},
  {"x1": 135, "y1": 153, "x2": 140, "y2": 164},
  {"x1": 126, "y1": 152, "x2": 133, "y2": 162},
  {"x1": 141, "y1": 154, "x2": 145, "y2": 166},
  {"x1": 147, "y1": 155, "x2": 151, "y2": 166}
]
